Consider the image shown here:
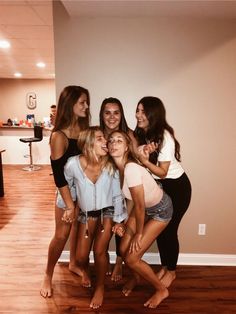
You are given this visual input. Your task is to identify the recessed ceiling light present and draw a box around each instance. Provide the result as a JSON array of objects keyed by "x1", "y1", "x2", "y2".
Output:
[
  {"x1": 0, "y1": 40, "x2": 10, "y2": 49},
  {"x1": 36, "y1": 62, "x2": 46, "y2": 68},
  {"x1": 14, "y1": 72, "x2": 22, "y2": 78}
]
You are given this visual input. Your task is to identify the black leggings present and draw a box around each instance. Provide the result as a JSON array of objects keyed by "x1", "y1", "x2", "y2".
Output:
[{"x1": 156, "y1": 173, "x2": 192, "y2": 271}]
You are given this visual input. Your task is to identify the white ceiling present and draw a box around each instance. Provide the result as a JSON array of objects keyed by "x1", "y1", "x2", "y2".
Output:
[
  {"x1": 1, "y1": 0, "x2": 236, "y2": 79},
  {"x1": 62, "y1": 0, "x2": 236, "y2": 19},
  {"x1": 0, "y1": 0, "x2": 54, "y2": 79}
]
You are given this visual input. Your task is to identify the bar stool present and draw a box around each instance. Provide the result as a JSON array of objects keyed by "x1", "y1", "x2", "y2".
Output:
[{"x1": 19, "y1": 125, "x2": 43, "y2": 171}]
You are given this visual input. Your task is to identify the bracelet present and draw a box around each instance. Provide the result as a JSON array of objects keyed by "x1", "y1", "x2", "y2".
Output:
[{"x1": 64, "y1": 206, "x2": 75, "y2": 211}]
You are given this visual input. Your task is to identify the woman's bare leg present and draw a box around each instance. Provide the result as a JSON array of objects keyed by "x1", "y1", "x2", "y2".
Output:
[
  {"x1": 125, "y1": 219, "x2": 169, "y2": 308},
  {"x1": 40, "y1": 206, "x2": 71, "y2": 298},
  {"x1": 160, "y1": 270, "x2": 176, "y2": 287},
  {"x1": 106, "y1": 252, "x2": 112, "y2": 276},
  {"x1": 76, "y1": 218, "x2": 98, "y2": 287},
  {"x1": 119, "y1": 214, "x2": 140, "y2": 296},
  {"x1": 122, "y1": 272, "x2": 140, "y2": 296},
  {"x1": 68, "y1": 207, "x2": 83, "y2": 276},
  {"x1": 156, "y1": 266, "x2": 167, "y2": 280},
  {"x1": 90, "y1": 218, "x2": 114, "y2": 309},
  {"x1": 111, "y1": 256, "x2": 123, "y2": 282}
]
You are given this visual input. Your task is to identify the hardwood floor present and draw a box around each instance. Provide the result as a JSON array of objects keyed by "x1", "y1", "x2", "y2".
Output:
[{"x1": 0, "y1": 165, "x2": 235, "y2": 314}]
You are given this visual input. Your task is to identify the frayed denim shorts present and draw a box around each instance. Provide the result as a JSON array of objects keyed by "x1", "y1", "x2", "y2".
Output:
[
  {"x1": 78, "y1": 207, "x2": 114, "y2": 224},
  {"x1": 145, "y1": 191, "x2": 173, "y2": 223}
]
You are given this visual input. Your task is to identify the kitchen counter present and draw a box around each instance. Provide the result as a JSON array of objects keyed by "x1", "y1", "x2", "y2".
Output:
[{"x1": 0, "y1": 125, "x2": 33, "y2": 129}]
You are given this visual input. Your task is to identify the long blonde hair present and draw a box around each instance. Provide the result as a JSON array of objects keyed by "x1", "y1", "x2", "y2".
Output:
[
  {"x1": 108, "y1": 130, "x2": 139, "y2": 167},
  {"x1": 78, "y1": 126, "x2": 115, "y2": 174}
]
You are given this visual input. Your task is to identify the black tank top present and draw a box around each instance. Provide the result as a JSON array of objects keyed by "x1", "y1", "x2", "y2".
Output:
[{"x1": 50, "y1": 131, "x2": 81, "y2": 188}]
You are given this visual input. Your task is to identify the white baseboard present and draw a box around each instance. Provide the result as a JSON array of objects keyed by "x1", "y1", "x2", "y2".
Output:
[{"x1": 59, "y1": 251, "x2": 236, "y2": 266}]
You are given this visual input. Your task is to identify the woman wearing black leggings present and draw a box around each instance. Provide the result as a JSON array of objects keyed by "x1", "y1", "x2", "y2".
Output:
[{"x1": 134, "y1": 96, "x2": 192, "y2": 288}]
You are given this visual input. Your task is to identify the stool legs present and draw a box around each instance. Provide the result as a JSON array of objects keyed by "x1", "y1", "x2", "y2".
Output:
[{"x1": 22, "y1": 142, "x2": 41, "y2": 171}]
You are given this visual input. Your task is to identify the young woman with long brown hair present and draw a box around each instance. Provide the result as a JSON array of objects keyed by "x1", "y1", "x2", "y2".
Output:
[
  {"x1": 134, "y1": 96, "x2": 192, "y2": 288},
  {"x1": 40, "y1": 85, "x2": 90, "y2": 298}
]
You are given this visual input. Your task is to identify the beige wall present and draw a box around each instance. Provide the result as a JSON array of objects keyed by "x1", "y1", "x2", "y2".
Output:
[
  {"x1": 0, "y1": 78, "x2": 56, "y2": 123},
  {"x1": 0, "y1": 79, "x2": 55, "y2": 164},
  {"x1": 53, "y1": 2, "x2": 236, "y2": 255}
]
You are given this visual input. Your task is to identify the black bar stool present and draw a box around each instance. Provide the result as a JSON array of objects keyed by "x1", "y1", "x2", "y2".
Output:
[
  {"x1": 0, "y1": 149, "x2": 6, "y2": 197},
  {"x1": 19, "y1": 125, "x2": 43, "y2": 171}
]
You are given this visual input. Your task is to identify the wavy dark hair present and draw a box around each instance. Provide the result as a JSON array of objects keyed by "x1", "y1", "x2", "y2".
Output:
[
  {"x1": 99, "y1": 97, "x2": 129, "y2": 133},
  {"x1": 53, "y1": 85, "x2": 90, "y2": 132},
  {"x1": 134, "y1": 96, "x2": 181, "y2": 163}
]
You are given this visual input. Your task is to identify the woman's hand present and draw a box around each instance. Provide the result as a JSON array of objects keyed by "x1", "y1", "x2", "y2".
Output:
[
  {"x1": 61, "y1": 207, "x2": 75, "y2": 224},
  {"x1": 112, "y1": 223, "x2": 126, "y2": 237},
  {"x1": 129, "y1": 233, "x2": 142, "y2": 253},
  {"x1": 137, "y1": 142, "x2": 158, "y2": 164},
  {"x1": 144, "y1": 142, "x2": 158, "y2": 154}
]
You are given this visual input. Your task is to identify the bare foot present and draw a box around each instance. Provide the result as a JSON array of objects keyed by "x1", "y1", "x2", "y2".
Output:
[
  {"x1": 90, "y1": 286, "x2": 104, "y2": 309},
  {"x1": 111, "y1": 257, "x2": 123, "y2": 282},
  {"x1": 160, "y1": 270, "x2": 176, "y2": 288},
  {"x1": 144, "y1": 288, "x2": 169, "y2": 308},
  {"x1": 69, "y1": 263, "x2": 83, "y2": 277},
  {"x1": 106, "y1": 262, "x2": 112, "y2": 276},
  {"x1": 156, "y1": 267, "x2": 166, "y2": 280},
  {"x1": 81, "y1": 270, "x2": 91, "y2": 288},
  {"x1": 122, "y1": 277, "x2": 139, "y2": 296},
  {"x1": 40, "y1": 274, "x2": 52, "y2": 298}
]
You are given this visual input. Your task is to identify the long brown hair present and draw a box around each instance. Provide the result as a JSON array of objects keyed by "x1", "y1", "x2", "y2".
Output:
[
  {"x1": 53, "y1": 85, "x2": 90, "y2": 132},
  {"x1": 134, "y1": 96, "x2": 181, "y2": 162}
]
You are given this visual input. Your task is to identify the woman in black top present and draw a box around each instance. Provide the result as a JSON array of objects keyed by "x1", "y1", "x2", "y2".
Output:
[{"x1": 40, "y1": 85, "x2": 90, "y2": 298}]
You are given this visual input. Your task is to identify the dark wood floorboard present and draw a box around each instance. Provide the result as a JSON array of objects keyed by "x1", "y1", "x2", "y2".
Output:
[{"x1": 0, "y1": 165, "x2": 236, "y2": 314}]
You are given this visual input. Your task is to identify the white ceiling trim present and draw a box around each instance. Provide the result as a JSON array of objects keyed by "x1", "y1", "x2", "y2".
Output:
[{"x1": 61, "y1": 0, "x2": 236, "y2": 19}]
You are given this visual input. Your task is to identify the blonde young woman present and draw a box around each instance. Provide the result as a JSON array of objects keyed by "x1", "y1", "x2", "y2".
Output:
[
  {"x1": 62, "y1": 126, "x2": 127, "y2": 309},
  {"x1": 108, "y1": 131, "x2": 173, "y2": 309},
  {"x1": 99, "y1": 97, "x2": 137, "y2": 281},
  {"x1": 40, "y1": 85, "x2": 90, "y2": 298}
]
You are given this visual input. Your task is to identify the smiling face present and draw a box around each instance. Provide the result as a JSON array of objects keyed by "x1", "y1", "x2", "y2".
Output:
[
  {"x1": 102, "y1": 103, "x2": 121, "y2": 133},
  {"x1": 94, "y1": 130, "x2": 108, "y2": 158},
  {"x1": 73, "y1": 93, "x2": 89, "y2": 118},
  {"x1": 135, "y1": 103, "x2": 149, "y2": 131}
]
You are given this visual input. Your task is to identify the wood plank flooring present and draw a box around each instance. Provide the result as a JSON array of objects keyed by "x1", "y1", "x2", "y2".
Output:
[{"x1": 0, "y1": 165, "x2": 236, "y2": 314}]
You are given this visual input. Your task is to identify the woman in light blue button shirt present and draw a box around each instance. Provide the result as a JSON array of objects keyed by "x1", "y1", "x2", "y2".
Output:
[{"x1": 59, "y1": 126, "x2": 127, "y2": 310}]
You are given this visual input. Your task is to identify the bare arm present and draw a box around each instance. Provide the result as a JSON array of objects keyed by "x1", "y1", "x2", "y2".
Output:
[
  {"x1": 51, "y1": 132, "x2": 76, "y2": 221},
  {"x1": 126, "y1": 198, "x2": 134, "y2": 215},
  {"x1": 142, "y1": 159, "x2": 170, "y2": 179},
  {"x1": 128, "y1": 184, "x2": 145, "y2": 253},
  {"x1": 127, "y1": 129, "x2": 139, "y2": 156},
  {"x1": 138, "y1": 144, "x2": 170, "y2": 179}
]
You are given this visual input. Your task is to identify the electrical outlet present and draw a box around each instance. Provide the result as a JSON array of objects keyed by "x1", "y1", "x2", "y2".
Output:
[{"x1": 198, "y1": 224, "x2": 206, "y2": 235}]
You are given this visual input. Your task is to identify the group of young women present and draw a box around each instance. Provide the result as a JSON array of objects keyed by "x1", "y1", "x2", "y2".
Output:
[{"x1": 40, "y1": 85, "x2": 192, "y2": 309}]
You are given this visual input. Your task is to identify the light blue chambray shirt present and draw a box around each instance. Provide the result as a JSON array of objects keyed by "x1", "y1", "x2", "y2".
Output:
[{"x1": 56, "y1": 155, "x2": 127, "y2": 223}]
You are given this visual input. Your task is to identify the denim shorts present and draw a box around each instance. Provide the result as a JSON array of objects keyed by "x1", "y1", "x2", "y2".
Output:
[
  {"x1": 78, "y1": 207, "x2": 114, "y2": 224},
  {"x1": 145, "y1": 191, "x2": 173, "y2": 223}
]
